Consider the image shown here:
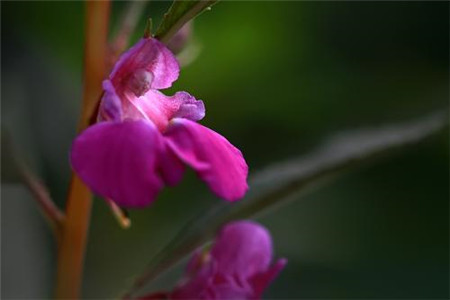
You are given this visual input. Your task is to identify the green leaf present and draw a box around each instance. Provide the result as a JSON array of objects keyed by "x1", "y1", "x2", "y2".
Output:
[
  {"x1": 155, "y1": 0, "x2": 218, "y2": 44},
  {"x1": 122, "y1": 111, "x2": 448, "y2": 298}
]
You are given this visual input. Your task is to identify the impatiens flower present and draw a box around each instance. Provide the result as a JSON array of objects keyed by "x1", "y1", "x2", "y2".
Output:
[
  {"x1": 70, "y1": 37, "x2": 248, "y2": 208},
  {"x1": 141, "y1": 220, "x2": 287, "y2": 300}
]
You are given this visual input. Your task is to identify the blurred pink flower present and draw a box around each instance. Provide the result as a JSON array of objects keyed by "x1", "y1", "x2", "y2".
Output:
[
  {"x1": 142, "y1": 220, "x2": 287, "y2": 300},
  {"x1": 167, "y1": 22, "x2": 193, "y2": 54},
  {"x1": 70, "y1": 37, "x2": 248, "y2": 208}
]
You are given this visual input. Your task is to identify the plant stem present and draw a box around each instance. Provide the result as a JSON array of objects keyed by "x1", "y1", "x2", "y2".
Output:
[
  {"x1": 2, "y1": 129, "x2": 65, "y2": 236},
  {"x1": 55, "y1": 1, "x2": 110, "y2": 298},
  {"x1": 17, "y1": 155, "x2": 65, "y2": 237}
]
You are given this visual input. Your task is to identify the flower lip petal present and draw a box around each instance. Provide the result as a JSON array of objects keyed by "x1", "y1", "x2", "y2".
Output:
[
  {"x1": 165, "y1": 118, "x2": 248, "y2": 201},
  {"x1": 70, "y1": 120, "x2": 165, "y2": 208}
]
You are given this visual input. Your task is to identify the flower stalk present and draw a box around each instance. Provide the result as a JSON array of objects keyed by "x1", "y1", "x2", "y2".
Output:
[
  {"x1": 18, "y1": 157, "x2": 66, "y2": 237},
  {"x1": 54, "y1": 1, "x2": 110, "y2": 298}
]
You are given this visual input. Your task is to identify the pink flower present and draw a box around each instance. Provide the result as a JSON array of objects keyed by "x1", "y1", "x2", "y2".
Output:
[
  {"x1": 70, "y1": 37, "x2": 248, "y2": 208},
  {"x1": 142, "y1": 221, "x2": 287, "y2": 300},
  {"x1": 167, "y1": 22, "x2": 192, "y2": 54}
]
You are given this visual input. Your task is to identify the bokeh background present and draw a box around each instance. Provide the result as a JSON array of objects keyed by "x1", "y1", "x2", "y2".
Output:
[{"x1": 1, "y1": 1, "x2": 448, "y2": 299}]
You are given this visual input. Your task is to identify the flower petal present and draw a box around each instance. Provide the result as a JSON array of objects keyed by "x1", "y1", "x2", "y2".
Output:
[
  {"x1": 169, "y1": 221, "x2": 285, "y2": 299},
  {"x1": 210, "y1": 221, "x2": 273, "y2": 278},
  {"x1": 167, "y1": 22, "x2": 192, "y2": 54},
  {"x1": 98, "y1": 80, "x2": 123, "y2": 122},
  {"x1": 127, "y1": 90, "x2": 205, "y2": 131},
  {"x1": 138, "y1": 292, "x2": 169, "y2": 300},
  {"x1": 173, "y1": 91, "x2": 205, "y2": 121},
  {"x1": 70, "y1": 120, "x2": 165, "y2": 208},
  {"x1": 210, "y1": 281, "x2": 252, "y2": 300},
  {"x1": 165, "y1": 119, "x2": 248, "y2": 201},
  {"x1": 111, "y1": 38, "x2": 179, "y2": 90},
  {"x1": 171, "y1": 261, "x2": 216, "y2": 299},
  {"x1": 158, "y1": 141, "x2": 185, "y2": 187},
  {"x1": 249, "y1": 258, "x2": 287, "y2": 298}
]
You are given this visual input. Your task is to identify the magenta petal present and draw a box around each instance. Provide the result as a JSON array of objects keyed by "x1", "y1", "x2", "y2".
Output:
[
  {"x1": 138, "y1": 292, "x2": 170, "y2": 300},
  {"x1": 249, "y1": 258, "x2": 287, "y2": 298},
  {"x1": 171, "y1": 262, "x2": 216, "y2": 299},
  {"x1": 212, "y1": 286, "x2": 250, "y2": 300},
  {"x1": 70, "y1": 120, "x2": 165, "y2": 208},
  {"x1": 170, "y1": 221, "x2": 286, "y2": 299},
  {"x1": 165, "y1": 119, "x2": 248, "y2": 201},
  {"x1": 111, "y1": 38, "x2": 179, "y2": 90},
  {"x1": 158, "y1": 142, "x2": 185, "y2": 187},
  {"x1": 210, "y1": 221, "x2": 273, "y2": 278}
]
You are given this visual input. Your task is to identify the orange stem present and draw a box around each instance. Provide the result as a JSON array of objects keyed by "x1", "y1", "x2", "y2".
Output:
[{"x1": 55, "y1": 1, "x2": 110, "y2": 298}]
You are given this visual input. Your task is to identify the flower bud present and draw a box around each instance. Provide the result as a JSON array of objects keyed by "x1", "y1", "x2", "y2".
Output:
[{"x1": 167, "y1": 23, "x2": 193, "y2": 55}]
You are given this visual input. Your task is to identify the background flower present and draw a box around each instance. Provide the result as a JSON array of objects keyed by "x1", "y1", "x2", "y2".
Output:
[{"x1": 142, "y1": 221, "x2": 287, "y2": 299}]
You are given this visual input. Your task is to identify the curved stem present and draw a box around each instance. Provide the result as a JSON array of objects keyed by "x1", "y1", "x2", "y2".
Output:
[
  {"x1": 2, "y1": 129, "x2": 65, "y2": 236},
  {"x1": 18, "y1": 154, "x2": 66, "y2": 237},
  {"x1": 55, "y1": 1, "x2": 110, "y2": 298}
]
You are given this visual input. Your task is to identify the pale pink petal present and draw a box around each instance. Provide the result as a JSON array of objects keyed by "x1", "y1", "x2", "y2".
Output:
[
  {"x1": 210, "y1": 221, "x2": 272, "y2": 278},
  {"x1": 165, "y1": 119, "x2": 248, "y2": 201},
  {"x1": 173, "y1": 92, "x2": 205, "y2": 121},
  {"x1": 167, "y1": 22, "x2": 192, "y2": 54},
  {"x1": 70, "y1": 120, "x2": 165, "y2": 208},
  {"x1": 126, "y1": 90, "x2": 181, "y2": 130},
  {"x1": 111, "y1": 38, "x2": 179, "y2": 91},
  {"x1": 126, "y1": 90, "x2": 204, "y2": 131}
]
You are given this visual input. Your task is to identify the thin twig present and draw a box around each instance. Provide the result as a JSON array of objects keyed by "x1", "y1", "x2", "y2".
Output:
[
  {"x1": 2, "y1": 131, "x2": 65, "y2": 236},
  {"x1": 17, "y1": 159, "x2": 66, "y2": 233}
]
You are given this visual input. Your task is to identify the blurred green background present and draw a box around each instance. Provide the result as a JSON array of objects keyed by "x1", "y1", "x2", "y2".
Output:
[{"x1": 1, "y1": 1, "x2": 448, "y2": 299}]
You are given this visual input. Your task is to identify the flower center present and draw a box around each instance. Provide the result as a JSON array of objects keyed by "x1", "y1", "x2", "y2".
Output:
[{"x1": 127, "y1": 69, "x2": 153, "y2": 97}]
